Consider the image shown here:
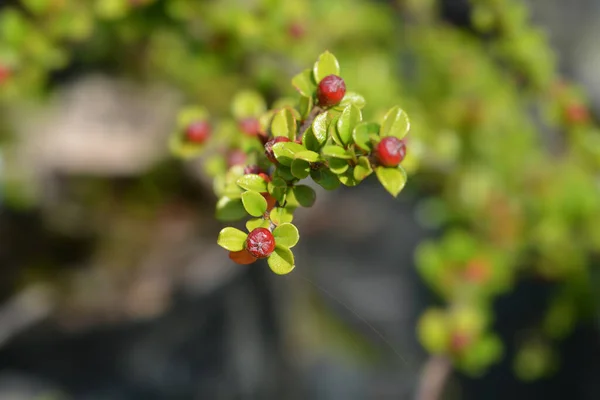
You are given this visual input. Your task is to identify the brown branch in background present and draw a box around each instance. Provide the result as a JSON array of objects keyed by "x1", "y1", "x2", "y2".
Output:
[
  {"x1": 415, "y1": 356, "x2": 452, "y2": 400},
  {"x1": 298, "y1": 106, "x2": 323, "y2": 139}
]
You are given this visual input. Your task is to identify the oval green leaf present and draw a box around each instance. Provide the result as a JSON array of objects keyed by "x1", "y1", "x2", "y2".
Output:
[
  {"x1": 339, "y1": 92, "x2": 366, "y2": 109},
  {"x1": 217, "y1": 227, "x2": 248, "y2": 252},
  {"x1": 267, "y1": 245, "x2": 296, "y2": 275},
  {"x1": 302, "y1": 126, "x2": 321, "y2": 152},
  {"x1": 273, "y1": 142, "x2": 306, "y2": 166},
  {"x1": 312, "y1": 112, "x2": 329, "y2": 145},
  {"x1": 237, "y1": 174, "x2": 268, "y2": 192},
  {"x1": 321, "y1": 145, "x2": 352, "y2": 159},
  {"x1": 336, "y1": 104, "x2": 362, "y2": 146},
  {"x1": 375, "y1": 165, "x2": 407, "y2": 197},
  {"x1": 231, "y1": 90, "x2": 266, "y2": 119},
  {"x1": 268, "y1": 177, "x2": 288, "y2": 203},
  {"x1": 292, "y1": 68, "x2": 317, "y2": 97},
  {"x1": 353, "y1": 122, "x2": 379, "y2": 151},
  {"x1": 291, "y1": 159, "x2": 310, "y2": 179},
  {"x1": 353, "y1": 156, "x2": 373, "y2": 181},
  {"x1": 294, "y1": 150, "x2": 320, "y2": 162},
  {"x1": 273, "y1": 223, "x2": 300, "y2": 248},
  {"x1": 313, "y1": 51, "x2": 340, "y2": 83},
  {"x1": 270, "y1": 207, "x2": 295, "y2": 225},
  {"x1": 299, "y1": 95, "x2": 314, "y2": 120},
  {"x1": 241, "y1": 190, "x2": 268, "y2": 217},
  {"x1": 310, "y1": 168, "x2": 341, "y2": 190},
  {"x1": 380, "y1": 106, "x2": 410, "y2": 139},
  {"x1": 293, "y1": 185, "x2": 316, "y2": 207},
  {"x1": 327, "y1": 157, "x2": 349, "y2": 174},
  {"x1": 246, "y1": 218, "x2": 270, "y2": 231},
  {"x1": 271, "y1": 108, "x2": 297, "y2": 140}
]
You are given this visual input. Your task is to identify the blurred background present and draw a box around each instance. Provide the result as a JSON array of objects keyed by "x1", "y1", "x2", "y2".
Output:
[{"x1": 1, "y1": 0, "x2": 600, "y2": 399}]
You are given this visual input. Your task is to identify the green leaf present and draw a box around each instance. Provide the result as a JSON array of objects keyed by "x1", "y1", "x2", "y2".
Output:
[
  {"x1": 274, "y1": 165, "x2": 295, "y2": 181},
  {"x1": 336, "y1": 104, "x2": 362, "y2": 146},
  {"x1": 299, "y1": 95, "x2": 314, "y2": 120},
  {"x1": 176, "y1": 106, "x2": 209, "y2": 129},
  {"x1": 302, "y1": 126, "x2": 322, "y2": 152},
  {"x1": 375, "y1": 166, "x2": 407, "y2": 197},
  {"x1": 294, "y1": 150, "x2": 320, "y2": 162},
  {"x1": 292, "y1": 68, "x2": 317, "y2": 97},
  {"x1": 215, "y1": 197, "x2": 247, "y2": 221},
  {"x1": 217, "y1": 227, "x2": 248, "y2": 252},
  {"x1": 273, "y1": 223, "x2": 300, "y2": 248},
  {"x1": 312, "y1": 112, "x2": 329, "y2": 145},
  {"x1": 246, "y1": 218, "x2": 270, "y2": 231},
  {"x1": 321, "y1": 145, "x2": 352, "y2": 159},
  {"x1": 292, "y1": 185, "x2": 316, "y2": 207},
  {"x1": 268, "y1": 177, "x2": 288, "y2": 203},
  {"x1": 327, "y1": 158, "x2": 349, "y2": 174},
  {"x1": 311, "y1": 168, "x2": 340, "y2": 190},
  {"x1": 267, "y1": 245, "x2": 295, "y2": 275},
  {"x1": 353, "y1": 156, "x2": 373, "y2": 181},
  {"x1": 339, "y1": 92, "x2": 366, "y2": 109},
  {"x1": 339, "y1": 168, "x2": 360, "y2": 187},
  {"x1": 242, "y1": 191, "x2": 268, "y2": 217},
  {"x1": 271, "y1": 108, "x2": 297, "y2": 140},
  {"x1": 313, "y1": 51, "x2": 340, "y2": 83},
  {"x1": 237, "y1": 174, "x2": 268, "y2": 192},
  {"x1": 291, "y1": 159, "x2": 310, "y2": 179},
  {"x1": 204, "y1": 155, "x2": 227, "y2": 177},
  {"x1": 353, "y1": 122, "x2": 379, "y2": 151},
  {"x1": 272, "y1": 142, "x2": 306, "y2": 166},
  {"x1": 380, "y1": 106, "x2": 410, "y2": 139},
  {"x1": 270, "y1": 207, "x2": 295, "y2": 225},
  {"x1": 231, "y1": 90, "x2": 266, "y2": 119}
]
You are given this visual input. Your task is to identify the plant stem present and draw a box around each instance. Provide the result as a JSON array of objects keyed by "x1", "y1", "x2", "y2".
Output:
[
  {"x1": 298, "y1": 105, "x2": 323, "y2": 139},
  {"x1": 415, "y1": 356, "x2": 451, "y2": 400}
]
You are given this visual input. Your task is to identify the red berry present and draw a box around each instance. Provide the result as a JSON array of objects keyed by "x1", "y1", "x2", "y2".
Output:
[
  {"x1": 264, "y1": 136, "x2": 290, "y2": 163},
  {"x1": 288, "y1": 22, "x2": 305, "y2": 39},
  {"x1": 376, "y1": 137, "x2": 406, "y2": 167},
  {"x1": 239, "y1": 118, "x2": 262, "y2": 136},
  {"x1": 317, "y1": 75, "x2": 346, "y2": 107},
  {"x1": 185, "y1": 121, "x2": 211, "y2": 144},
  {"x1": 229, "y1": 249, "x2": 257, "y2": 265},
  {"x1": 245, "y1": 227, "x2": 276, "y2": 258},
  {"x1": 565, "y1": 104, "x2": 589, "y2": 125},
  {"x1": 262, "y1": 193, "x2": 277, "y2": 212},
  {"x1": 450, "y1": 332, "x2": 471, "y2": 353},
  {"x1": 464, "y1": 259, "x2": 490, "y2": 283},
  {"x1": 258, "y1": 172, "x2": 271, "y2": 183},
  {"x1": 227, "y1": 149, "x2": 247, "y2": 167}
]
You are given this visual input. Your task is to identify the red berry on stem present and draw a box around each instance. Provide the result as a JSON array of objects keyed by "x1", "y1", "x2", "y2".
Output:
[
  {"x1": 376, "y1": 137, "x2": 406, "y2": 167},
  {"x1": 245, "y1": 227, "x2": 276, "y2": 258},
  {"x1": 243, "y1": 165, "x2": 263, "y2": 175},
  {"x1": 264, "y1": 136, "x2": 290, "y2": 164},
  {"x1": 317, "y1": 75, "x2": 346, "y2": 107},
  {"x1": 239, "y1": 118, "x2": 262, "y2": 136},
  {"x1": 185, "y1": 121, "x2": 211, "y2": 144},
  {"x1": 258, "y1": 172, "x2": 271, "y2": 183},
  {"x1": 229, "y1": 249, "x2": 257, "y2": 265}
]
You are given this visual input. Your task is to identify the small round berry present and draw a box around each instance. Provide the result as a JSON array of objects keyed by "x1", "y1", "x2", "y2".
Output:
[
  {"x1": 227, "y1": 149, "x2": 247, "y2": 167},
  {"x1": 0, "y1": 66, "x2": 11, "y2": 84},
  {"x1": 239, "y1": 118, "x2": 262, "y2": 136},
  {"x1": 258, "y1": 172, "x2": 271, "y2": 183},
  {"x1": 565, "y1": 104, "x2": 589, "y2": 125},
  {"x1": 376, "y1": 137, "x2": 406, "y2": 167},
  {"x1": 243, "y1": 165, "x2": 263, "y2": 175},
  {"x1": 317, "y1": 75, "x2": 346, "y2": 107},
  {"x1": 288, "y1": 22, "x2": 305, "y2": 39},
  {"x1": 245, "y1": 227, "x2": 276, "y2": 259},
  {"x1": 229, "y1": 249, "x2": 257, "y2": 265},
  {"x1": 185, "y1": 121, "x2": 211, "y2": 144},
  {"x1": 264, "y1": 136, "x2": 290, "y2": 164}
]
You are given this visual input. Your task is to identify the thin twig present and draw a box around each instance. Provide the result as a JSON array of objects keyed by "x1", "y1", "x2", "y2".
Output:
[{"x1": 415, "y1": 356, "x2": 452, "y2": 400}]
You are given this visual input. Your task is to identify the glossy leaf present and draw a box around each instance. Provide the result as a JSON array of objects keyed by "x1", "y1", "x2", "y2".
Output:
[
  {"x1": 274, "y1": 165, "x2": 296, "y2": 181},
  {"x1": 339, "y1": 92, "x2": 366, "y2": 109},
  {"x1": 298, "y1": 95, "x2": 314, "y2": 120},
  {"x1": 242, "y1": 190, "x2": 268, "y2": 217},
  {"x1": 375, "y1": 165, "x2": 407, "y2": 197},
  {"x1": 231, "y1": 90, "x2": 266, "y2": 119},
  {"x1": 291, "y1": 159, "x2": 310, "y2": 179},
  {"x1": 353, "y1": 156, "x2": 373, "y2": 181},
  {"x1": 270, "y1": 207, "x2": 294, "y2": 225},
  {"x1": 302, "y1": 126, "x2": 322, "y2": 152},
  {"x1": 339, "y1": 168, "x2": 360, "y2": 187},
  {"x1": 327, "y1": 157, "x2": 349, "y2": 174},
  {"x1": 292, "y1": 185, "x2": 316, "y2": 207},
  {"x1": 216, "y1": 197, "x2": 247, "y2": 221},
  {"x1": 294, "y1": 150, "x2": 320, "y2": 162},
  {"x1": 353, "y1": 122, "x2": 379, "y2": 151},
  {"x1": 313, "y1": 51, "x2": 340, "y2": 83},
  {"x1": 271, "y1": 108, "x2": 297, "y2": 140},
  {"x1": 312, "y1": 112, "x2": 329, "y2": 145},
  {"x1": 273, "y1": 223, "x2": 300, "y2": 248},
  {"x1": 217, "y1": 227, "x2": 248, "y2": 252},
  {"x1": 267, "y1": 246, "x2": 295, "y2": 275},
  {"x1": 237, "y1": 174, "x2": 268, "y2": 192},
  {"x1": 273, "y1": 142, "x2": 306, "y2": 166},
  {"x1": 311, "y1": 168, "x2": 341, "y2": 190},
  {"x1": 292, "y1": 68, "x2": 316, "y2": 97},
  {"x1": 380, "y1": 106, "x2": 410, "y2": 139},
  {"x1": 321, "y1": 145, "x2": 352, "y2": 159},
  {"x1": 336, "y1": 104, "x2": 362, "y2": 146}
]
